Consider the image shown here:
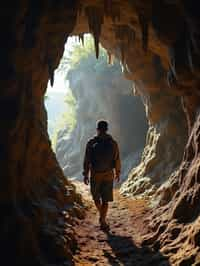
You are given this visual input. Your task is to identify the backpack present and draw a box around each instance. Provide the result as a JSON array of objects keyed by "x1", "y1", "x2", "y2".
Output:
[{"x1": 90, "y1": 136, "x2": 115, "y2": 172}]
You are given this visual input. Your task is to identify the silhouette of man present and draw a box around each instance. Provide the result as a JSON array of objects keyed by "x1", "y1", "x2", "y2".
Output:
[{"x1": 83, "y1": 120, "x2": 121, "y2": 230}]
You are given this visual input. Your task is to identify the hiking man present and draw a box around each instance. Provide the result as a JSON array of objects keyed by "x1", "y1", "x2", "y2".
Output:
[{"x1": 83, "y1": 120, "x2": 121, "y2": 230}]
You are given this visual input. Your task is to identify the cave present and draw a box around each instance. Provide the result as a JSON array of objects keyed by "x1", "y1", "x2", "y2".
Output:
[{"x1": 1, "y1": 1, "x2": 200, "y2": 265}]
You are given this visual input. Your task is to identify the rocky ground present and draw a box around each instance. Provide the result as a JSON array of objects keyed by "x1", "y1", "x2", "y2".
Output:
[{"x1": 72, "y1": 181, "x2": 170, "y2": 266}]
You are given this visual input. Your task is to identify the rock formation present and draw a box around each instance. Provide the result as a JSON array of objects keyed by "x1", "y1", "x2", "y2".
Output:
[
  {"x1": 55, "y1": 51, "x2": 148, "y2": 183},
  {"x1": 1, "y1": 0, "x2": 200, "y2": 265}
]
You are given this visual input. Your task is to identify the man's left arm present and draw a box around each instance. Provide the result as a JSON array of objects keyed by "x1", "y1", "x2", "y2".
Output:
[
  {"x1": 83, "y1": 142, "x2": 91, "y2": 185},
  {"x1": 114, "y1": 142, "x2": 121, "y2": 182}
]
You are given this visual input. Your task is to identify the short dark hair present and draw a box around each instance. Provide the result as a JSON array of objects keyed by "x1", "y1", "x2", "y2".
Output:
[{"x1": 96, "y1": 120, "x2": 108, "y2": 131}]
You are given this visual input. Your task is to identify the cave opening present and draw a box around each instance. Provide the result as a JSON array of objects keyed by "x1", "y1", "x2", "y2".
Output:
[{"x1": 45, "y1": 34, "x2": 148, "y2": 185}]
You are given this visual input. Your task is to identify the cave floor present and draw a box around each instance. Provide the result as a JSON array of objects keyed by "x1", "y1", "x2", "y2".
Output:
[{"x1": 73, "y1": 182, "x2": 170, "y2": 266}]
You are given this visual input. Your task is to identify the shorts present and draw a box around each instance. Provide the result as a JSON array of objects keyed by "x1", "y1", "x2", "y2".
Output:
[{"x1": 90, "y1": 170, "x2": 114, "y2": 202}]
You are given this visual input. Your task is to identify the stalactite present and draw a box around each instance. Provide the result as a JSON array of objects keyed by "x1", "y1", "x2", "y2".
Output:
[
  {"x1": 167, "y1": 45, "x2": 177, "y2": 87},
  {"x1": 187, "y1": 39, "x2": 194, "y2": 73},
  {"x1": 50, "y1": 70, "x2": 54, "y2": 87},
  {"x1": 115, "y1": 25, "x2": 124, "y2": 40},
  {"x1": 191, "y1": 32, "x2": 200, "y2": 55},
  {"x1": 94, "y1": 36, "x2": 99, "y2": 59},
  {"x1": 108, "y1": 52, "x2": 111, "y2": 64},
  {"x1": 114, "y1": 25, "x2": 136, "y2": 65},
  {"x1": 112, "y1": 6, "x2": 121, "y2": 22},
  {"x1": 103, "y1": 0, "x2": 120, "y2": 22},
  {"x1": 85, "y1": 6, "x2": 104, "y2": 59},
  {"x1": 23, "y1": 0, "x2": 41, "y2": 49},
  {"x1": 78, "y1": 33, "x2": 84, "y2": 46},
  {"x1": 119, "y1": 42, "x2": 125, "y2": 65},
  {"x1": 152, "y1": 54, "x2": 165, "y2": 81},
  {"x1": 47, "y1": 58, "x2": 54, "y2": 87},
  {"x1": 104, "y1": 0, "x2": 112, "y2": 16},
  {"x1": 114, "y1": 25, "x2": 135, "y2": 64},
  {"x1": 169, "y1": 28, "x2": 195, "y2": 83},
  {"x1": 107, "y1": 52, "x2": 114, "y2": 65},
  {"x1": 64, "y1": 35, "x2": 69, "y2": 45},
  {"x1": 167, "y1": 68, "x2": 176, "y2": 87},
  {"x1": 138, "y1": 13, "x2": 149, "y2": 52},
  {"x1": 115, "y1": 25, "x2": 135, "y2": 48},
  {"x1": 186, "y1": 30, "x2": 200, "y2": 76},
  {"x1": 128, "y1": 28, "x2": 135, "y2": 47},
  {"x1": 77, "y1": 1, "x2": 83, "y2": 17},
  {"x1": 169, "y1": 47, "x2": 177, "y2": 80}
]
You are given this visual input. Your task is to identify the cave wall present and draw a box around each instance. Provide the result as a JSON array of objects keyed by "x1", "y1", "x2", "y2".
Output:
[
  {"x1": 1, "y1": 0, "x2": 200, "y2": 265},
  {"x1": 0, "y1": 2, "x2": 84, "y2": 265}
]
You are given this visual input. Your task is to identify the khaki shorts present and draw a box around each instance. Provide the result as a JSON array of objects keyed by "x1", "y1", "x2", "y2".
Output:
[{"x1": 90, "y1": 170, "x2": 114, "y2": 202}]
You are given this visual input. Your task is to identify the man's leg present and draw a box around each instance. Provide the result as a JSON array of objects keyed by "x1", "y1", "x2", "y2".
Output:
[
  {"x1": 94, "y1": 200, "x2": 109, "y2": 226},
  {"x1": 99, "y1": 180, "x2": 113, "y2": 229},
  {"x1": 91, "y1": 177, "x2": 102, "y2": 216},
  {"x1": 100, "y1": 201, "x2": 109, "y2": 224},
  {"x1": 94, "y1": 199, "x2": 102, "y2": 214}
]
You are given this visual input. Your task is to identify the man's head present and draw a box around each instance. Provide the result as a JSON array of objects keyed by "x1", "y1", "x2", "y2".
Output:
[{"x1": 96, "y1": 120, "x2": 108, "y2": 135}]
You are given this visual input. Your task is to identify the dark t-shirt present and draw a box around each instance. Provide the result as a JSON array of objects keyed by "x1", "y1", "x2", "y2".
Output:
[{"x1": 83, "y1": 134, "x2": 121, "y2": 176}]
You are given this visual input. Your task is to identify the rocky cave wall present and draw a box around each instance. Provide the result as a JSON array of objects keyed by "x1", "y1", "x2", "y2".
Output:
[
  {"x1": 1, "y1": 0, "x2": 200, "y2": 265},
  {"x1": 55, "y1": 56, "x2": 148, "y2": 182},
  {"x1": 0, "y1": 2, "x2": 84, "y2": 265}
]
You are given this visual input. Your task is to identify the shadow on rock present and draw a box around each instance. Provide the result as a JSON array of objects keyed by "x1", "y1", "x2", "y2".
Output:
[{"x1": 104, "y1": 231, "x2": 170, "y2": 266}]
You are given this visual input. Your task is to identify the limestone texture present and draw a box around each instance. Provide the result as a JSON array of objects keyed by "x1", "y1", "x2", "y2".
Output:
[{"x1": 0, "y1": 0, "x2": 200, "y2": 265}]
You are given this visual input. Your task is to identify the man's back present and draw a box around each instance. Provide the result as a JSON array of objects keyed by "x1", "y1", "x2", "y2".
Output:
[
  {"x1": 90, "y1": 134, "x2": 115, "y2": 172},
  {"x1": 83, "y1": 133, "x2": 121, "y2": 176}
]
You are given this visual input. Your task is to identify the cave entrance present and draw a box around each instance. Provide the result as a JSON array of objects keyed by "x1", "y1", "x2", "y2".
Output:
[{"x1": 45, "y1": 34, "x2": 148, "y2": 184}]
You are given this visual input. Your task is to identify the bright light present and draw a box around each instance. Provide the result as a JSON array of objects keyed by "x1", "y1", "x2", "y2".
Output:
[
  {"x1": 46, "y1": 36, "x2": 81, "y2": 94},
  {"x1": 46, "y1": 73, "x2": 69, "y2": 94}
]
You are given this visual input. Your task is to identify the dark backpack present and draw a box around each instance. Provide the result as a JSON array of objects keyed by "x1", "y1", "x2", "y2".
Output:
[{"x1": 90, "y1": 136, "x2": 115, "y2": 172}]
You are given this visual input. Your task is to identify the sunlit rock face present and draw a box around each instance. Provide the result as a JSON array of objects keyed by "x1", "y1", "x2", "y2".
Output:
[
  {"x1": 121, "y1": 93, "x2": 188, "y2": 197},
  {"x1": 1, "y1": 0, "x2": 200, "y2": 264},
  {"x1": 55, "y1": 60, "x2": 148, "y2": 182}
]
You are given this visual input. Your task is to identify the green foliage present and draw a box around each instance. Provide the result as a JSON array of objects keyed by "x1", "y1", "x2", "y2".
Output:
[
  {"x1": 44, "y1": 94, "x2": 49, "y2": 101},
  {"x1": 58, "y1": 35, "x2": 121, "y2": 81},
  {"x1": 63, "y1": 90, "x2": 77, "y2": 132},
  {"x1": 64, "y1": 89, "x2": 76, "y2": 108},
  {"x1": 51, "y1": 34, "x2": 122, "y2": 149},
  {"x1": 51, "y1": 90, "x2": 76, "y2": 150},
  {"x1": 59, "y1": 35, "x2": 95, "y2": 72}
]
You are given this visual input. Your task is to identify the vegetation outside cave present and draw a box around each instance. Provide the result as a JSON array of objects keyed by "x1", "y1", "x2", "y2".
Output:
[{"x1": 45, "y1": 34, "x2": 148, "y2": 184}]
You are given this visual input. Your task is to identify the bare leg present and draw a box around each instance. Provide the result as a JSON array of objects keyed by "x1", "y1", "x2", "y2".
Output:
[
  {"x1": 95, "y1": 200, "x2": 109, "y2": 230},
  {"x1": 94, "y1": 200, "x2": 102, "y2": 214},
  {"x1": 100, "y1": 202, "x2": 108, "y2": 224}
]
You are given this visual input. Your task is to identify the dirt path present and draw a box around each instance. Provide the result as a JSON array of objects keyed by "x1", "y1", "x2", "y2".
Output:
[{"x1": 73, "y1": 182, "x2": 169, "y2": 266}]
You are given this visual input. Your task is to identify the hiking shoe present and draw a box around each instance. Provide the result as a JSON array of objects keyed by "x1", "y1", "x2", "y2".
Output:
[
  {"x1": 99, "y1": 218, "x2": 110, "y2": 231},
  {"x1": 100, "y1": 222, "x2": 110, "y2": 231}
]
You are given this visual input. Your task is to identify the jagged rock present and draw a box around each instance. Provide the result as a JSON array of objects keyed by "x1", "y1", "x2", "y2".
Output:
[{"x1": 0, "y1": 0, "x2": 200, "y2": 265}]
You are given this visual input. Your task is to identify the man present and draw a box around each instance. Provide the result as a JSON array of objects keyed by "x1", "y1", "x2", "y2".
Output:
[{"x1": 83, "y1": 120, "x2": 121, "y2": 230}]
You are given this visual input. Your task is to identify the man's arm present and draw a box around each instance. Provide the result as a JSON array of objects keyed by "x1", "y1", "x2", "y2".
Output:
[
  {"x1": 114, "y1": 142, "x2": 121, "y2": 182},
  {"x1": 83, "y1": 142, "x2": 91, "y2": 184}
]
